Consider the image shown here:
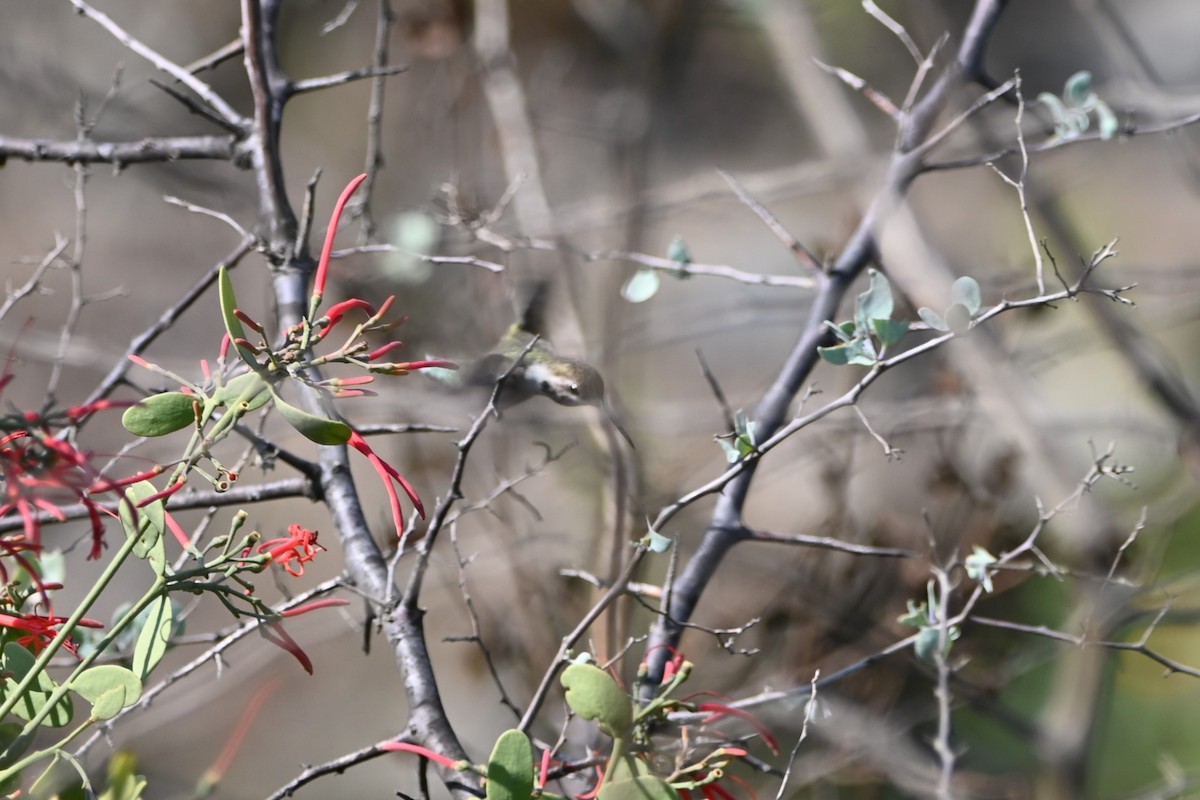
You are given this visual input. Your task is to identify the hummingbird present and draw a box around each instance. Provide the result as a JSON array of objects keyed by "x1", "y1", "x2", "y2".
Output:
[{"x1": 428, "y1": 282, "x2": 634, "y2": 447}]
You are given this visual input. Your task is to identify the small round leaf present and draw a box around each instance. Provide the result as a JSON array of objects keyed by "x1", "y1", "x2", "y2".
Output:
[
  {"x1": 561, "y1": 662, "x2": 633, "y2": 737},
  {"x1": 621, "y1": 270, "x2": 661, "y2": 304},
  {"x1": 950, "y1": 276, "x2": 982, "y2": 315},
  {"x1": 918, "y1": 307, "x2": 949, "y2": 332},
  {"x1": 70, "y1": 665, "x2": 142, "y2": 721}
]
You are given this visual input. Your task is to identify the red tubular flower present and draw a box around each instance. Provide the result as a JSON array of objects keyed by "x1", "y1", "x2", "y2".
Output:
[
  {"x1": 279, "y1": 598, "x2": 351, "y2": 617},
  {"x1": 259, "y1": 620, "x2": 313, "y2": 674},
  {"x1": 348, "y1": 430, "x2": 424, "y2": 534},
  {"x1": 695, "y1": 702, "x2": 779, "y2": 754},
  {"x1": 319, "y1": 298, "x2": 376, "y2": 331},
  {"x1": 0, "y1": 427, "x2": 115, "y2": 558},
  {"x1": 257, "y1": 524, "x2": 326, "y2": 577},
  {"x1": 366, "y1": 341, "x2": 405, "y2": 362},
  {"x1": 0, "y1": 610, "x2": 104, "y2": 656},
  {"x1": 372, "y1": 359, "x2": 459, "y2": 377},
  {"x1": 312, "y1": 174, "x2": 369, "y2": 306},
  {"x1": 379, "y1": 741, "x2": 463, "y2": 770}
]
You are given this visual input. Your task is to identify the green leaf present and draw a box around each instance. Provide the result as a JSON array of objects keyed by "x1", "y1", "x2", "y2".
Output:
[
  {"x1": 132, "y1": 596, "x2": 174, "y2": 680},
  {"x1": 122, "y1": 392, "x2": 196, "y2": 437},
  {"x1": 965, "y1": 546, "x2": 998, "y2": 593},
  {"x1": 1, "y1": 642, "x2": 73, "y2": 727},
  {"x1": 99, "y1": 750, "x2": 148, "y2": 800},
  {"x1": 897, "y1": 599, "x2": 930, "y2": 628},
  {"x1": 913, "y1": 624, "x2": 960, "y2": 664},
  {"x1": 913, "y1": 626, "x2": 940, "y2": 663},
  {"x1": 217, "y1": 266, "x2": 252, "y2": 364},
  {"x1": 560, "y1": 662, "x2": 633, "y2": 737},
  {"x1": 621, "y1": 270, "x2": 661, "y2": 303},
  {"x1": 0, "y1": 722, "x2": 29, "y2": 794},
  {"x1": 822, "y1": 319, "x2": 855, "y2": 344},
  {"x1": 855, "y1": 269, "x2": 894, "y2": 328},
  {"x1": 817, "y1": 342, "x2": 850, "y2": 365},
  {"x1": 641, "y1": 527, "x2": 672, "y2": 554},
  {"x1": 212, "y1": 371, "x2": 272, "y2": 412},
  {"x1": 944, "y1": 303, "x2": 974, "y2": 334},
  {"x1": 733, "y1": 410, "x2": 755, "y2": 443},
  {"x1": 1094, "y1": 98, "x2": 1118, "y2": 140},
  {"x1": 716, "y1": 438, "x2": 740, "y2": 463},
  {"x1": 598, "y1": 776, "x2": 677, "y2": 800},
  {"x1": 271, "y1": 392, "x2": 352, "y2": 445},
  {"x1": 118, "y1": 481, "x2": 166, "y2": 566},
  {"x1": 666, "y1": 235, "x2": 691, "y2": 265},
  {"x1": 69, "y1": 665, "x2": 142, "y2": 721},
  {"x1": 486, "y1": 729, "x2": 535, "y2": 800},
  {"x1": 845, "y1": 338, "x2": 878, "y2": 366},
  {"x1": 950, "y1": 276, "x2": 981, "y2": 315},
  {"x1": 1063, "y1": 70, "x2": 1093, "y2": 107},
  {"x1": 1037, "y1": 93, "x2": 1072, "y2": 138},
  {"x1": 918, "y1": 307, "x2": 949, "y2": 332},
  {"x1": 872, "y1": 318, "x2": 909, "y2": 347}
]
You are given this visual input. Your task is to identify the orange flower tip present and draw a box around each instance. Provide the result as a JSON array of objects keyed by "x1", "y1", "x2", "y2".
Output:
[{"x1": 128, "y1": 354, "x2": 151, "y2": 368}]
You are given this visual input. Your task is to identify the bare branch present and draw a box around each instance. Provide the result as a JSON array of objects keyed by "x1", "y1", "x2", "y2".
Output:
[
  {"x1": 0, "y1": 134, "x2": 238, "y2": 166},
  {"x1": 291, "y1": 63, "x2": 409, "y2": 95},
  {"x1": 68, "y1": 0, "x2": 245, "y2": 126}
]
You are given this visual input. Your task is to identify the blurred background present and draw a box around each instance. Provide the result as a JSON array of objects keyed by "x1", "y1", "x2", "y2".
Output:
[{"x1": 4, "y1": 0, "x2": 1200, "y2": 797}]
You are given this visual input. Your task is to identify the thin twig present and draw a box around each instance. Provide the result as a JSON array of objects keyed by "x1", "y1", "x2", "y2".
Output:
[
  {"x1": 718, "y1": 169, "x2": 823, "y2": 275},
  {"x1": 68, "y1": 0, "x2": 245, "y2": 126}
]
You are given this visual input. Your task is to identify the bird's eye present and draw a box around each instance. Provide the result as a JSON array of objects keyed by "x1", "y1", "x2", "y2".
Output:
[{"x1": 568, "y1": 384, "x2": 580, "y2": 396}]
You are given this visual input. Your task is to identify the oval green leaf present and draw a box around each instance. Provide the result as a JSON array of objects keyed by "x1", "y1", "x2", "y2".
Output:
[
  {"x1": 122, "y1": 392, "x2": 196, "y2": 437},
  {"x1": 70, "y1": 665, "x2": 142, "y2": 721},
  {"x1": 1, "y1": 642, "x2": 73, "y2": 727},
  {"x1": 950, "y1": 276, "x2": 982, "y2": 315},
  {"x1": 621, "y1": 270, "x2": 661, "y2": 304},
  {"x1": 485, "y1": 729, "x2": 535, "y2": 800},
  {"x1": 270, "y1": 392, "x2": 352, "y2": 446},
  {"x1": 944, "y1": 303, "x2": 974, "y2": 335},
  {"x1": 132, "y1": 596, "x2": 174, "y2": 680},
  {"x1": 560, "y1": 662, "x2": 632, "y2": 737},
  {"x1": 118, "y1": 481, "x2": 166, "y2": 563},
  {"x1": 918, "y1": 307, "x2": 949, "y2": 332}
]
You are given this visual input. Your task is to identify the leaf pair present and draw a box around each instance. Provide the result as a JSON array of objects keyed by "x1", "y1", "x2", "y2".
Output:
[{"x1": 818, "y1": 269, "x2": 909, "y2": 366}]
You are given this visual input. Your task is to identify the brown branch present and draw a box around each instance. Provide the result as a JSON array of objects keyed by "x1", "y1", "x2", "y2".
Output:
[{"x1": 639, "y1": 0, "x2": 1011, "y2": 698}]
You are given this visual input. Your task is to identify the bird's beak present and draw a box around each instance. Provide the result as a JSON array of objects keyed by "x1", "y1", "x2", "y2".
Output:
[{"x1": 602, "y1": 401, "x2": 635, "y2": 450}]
